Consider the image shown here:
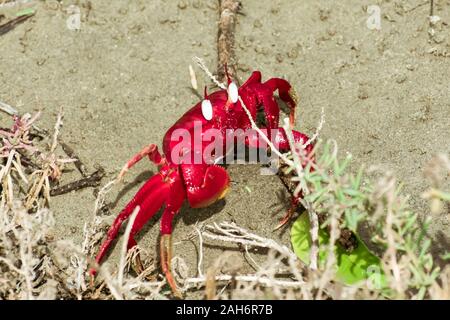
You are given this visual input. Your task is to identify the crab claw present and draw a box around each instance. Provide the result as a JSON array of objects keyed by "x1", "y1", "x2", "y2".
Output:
[{"x1": 263, "y1": 78, "x2": 299, "y2": 128}]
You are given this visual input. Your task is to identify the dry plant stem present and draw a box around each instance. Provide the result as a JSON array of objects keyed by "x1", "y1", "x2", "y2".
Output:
[
  {"x1": 194, "y1": 57, "x2": 227, "y2": 90},
  {"x1": 315, "y1": 208, "x2": 340, "y2": 299},
  {"x1": 189, "y1": 64, "x2": 198, "y2": 90},
  {"x1": 217, "y1": 0, "x2": 240, "y2": 83},
  {"x1": 186, "y1": 274, "x2": 305, "y2": 288},
  {"x1": 206, "y1": 223, "x2": 298, "y2": 268},
  {"x1": 93, "y1": 180, "x2": 116, "y2": 218},
  {"x1": 73, "y1": 179, "x2": 117, "y2": 296},
  {"x1": 12, "y1": 154, "x2": 28, "y2": 184},
  {"x1": 282, "y1": 118, "x2": 319, "y2": 270},
  {"x1": 60, "y1": 240, "x2": 124, "y2": 300},
  {"x1": 0, "y1": 150, "x2": 15, "y2": 181},
  {"x1": 184, "y1": 222, "x2": 307, "y2": 294},
  {"x1": 194, "y1": 226, "x2": 204, "y2": 277},
  {"x1": 118, "y1": 206, "x2": 140, "y2": 288},
  {"x1": 60, "y1": 141, "x2": 88, "y2": 177},
  {"x1": 25, "y1": 111, "x2": 66, "y2": 209},
  {"x1": 0, "y1": 13, "x2": 34, "y2": 36},
  {"x1": 0, "y1": 206, "x2": 55, "y2": 300},
  {"x1": 244, "y1": 245, "x2": 261, "y2": 271},
  {"x1": 50, "y1": 168, "x2": 105, "y2": 196},
  {"x1": 1, "y1": 151, "x2": 29, "y2": 206},
  {"x1": 1, "y1": 153, "x2": 14, "y2": 205},
  {"x1": 303, "y1": 107, "x2": 325, "y2": 149},
  {"x1": 385, "y1": 200, "x2": 403, "y2": 295},
  {"x1": 238, "y1": 96, "x2": 294, "y2": 166},
  {"x1": 0, "y1": 100, "x2": 18, "y2": 115},
  {"x1": 51, "y1": 113, "x2": 62, "y2": 152}
]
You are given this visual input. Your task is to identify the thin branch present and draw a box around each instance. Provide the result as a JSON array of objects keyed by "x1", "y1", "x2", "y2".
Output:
[
  {"x1": 118, "y1": 206, "x2": 140, "y2": 288},
  {"x1": 282, "y1": 118, "x2": 319, "y2": 270},
  {"x1": 217, "y1": 0, "x2": 240, "y2": 83},
  {"x1": 0, "y1": 13, "x2": 34, "y2": 36},
  {"x1": 0, "y1": 100, "x2": 18, "y2": 115},
  {"x1": 186, "y1": 274, "x2": 304, "y2": 288},
  {"x1": 303, "y1": 107, "x2": 325, "y2": 149},
  {"x1": 50, "y1": 168, "x2": 105, "y2": 196},
  {"x1": 59, "y1": 141, "x2": 88, "y2": 177},
  {"x1": 194, "y1": 225, "x2": 204, "y2": 277}
]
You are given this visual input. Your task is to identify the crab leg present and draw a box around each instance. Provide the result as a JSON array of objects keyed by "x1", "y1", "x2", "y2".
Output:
[
  {"x1": 160, "y1": 234, "x2": 176, "y2": 294},
  {"x1": 158, "y1": 178, "x2": 185, "y2": 296},
  {"x1": 259, "y1": 94, "x2": 280, "y2": 138},
  {"x1": 244, "y1": 127, "x2": 312, "y2": 155},
  {"x1": 243, "y1": 128, "x2": 312, "y2": 229},
  {"x1": 92, "y1": 165, "x2": 186, "y2": 297},
  {"x1": 92, "y1": 174, "x2": 166, "y2": 273},
  {"x1": 123, "y1": 183, "x2": 171, "y2": 275},
  {"x1": 118, "y1": 169, "x2": 184, "y2": 296},
  {"x1": 118, "y1": 144, "x2": 166, "y2": 180},
  {"x1": 274, "y1": 197, "x2": 301, "y2": 230}
]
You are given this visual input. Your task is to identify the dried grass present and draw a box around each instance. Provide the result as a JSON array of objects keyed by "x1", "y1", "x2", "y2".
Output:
[{"x1": 0, "y1": 68, "x2": 448, "y2": 300}]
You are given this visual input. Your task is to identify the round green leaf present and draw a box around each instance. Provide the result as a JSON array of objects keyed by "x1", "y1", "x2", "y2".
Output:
[{"x1": 291, "y1": 213, "x2": 386, "y2": 287}]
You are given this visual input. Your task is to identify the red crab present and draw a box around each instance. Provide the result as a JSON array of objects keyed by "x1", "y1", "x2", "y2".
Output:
[{"x1": 91, "y1": 70, "x2": 314, "y2": 296}]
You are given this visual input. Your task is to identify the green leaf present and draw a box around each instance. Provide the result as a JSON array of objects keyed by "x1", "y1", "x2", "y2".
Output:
[
  {"x1": 441, "y1": 252, "x2": 450, "y2": 261},
  {"x1": 335, "y1": 188, "x2": 346, "y2": 202},
  {"x1": 291, "y1": 213, "x2": 387, "y2": 287},
  {"x1": 344, "y1": 209, "x2": 362, "y2": 232},
  {"x1": 350, "y1": 167, "x2": 364, "y2": 190},
  {"x1": 419, "y1": 239, "x2": 431, "y2": 259},
  {"x1": 335, "y1": 154, "x2": 352, "y2": 176},
  {"x1": 343, "y1": 188, "x2": 364, "y2": 198},
  {"x1": 306, "y1": 187, "x2": 328, "y2": 203}
]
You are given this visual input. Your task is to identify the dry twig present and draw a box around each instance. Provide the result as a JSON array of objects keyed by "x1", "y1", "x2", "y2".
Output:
[
  {"x1": 217, "y1": 0, "x2": 240, "y2": 83},
  {"x1": 25, "y1": 111, "x2": 76, "y2": 209},
  {"x1": 50, "y1": 168, "x2": 105, "y2": 196}
]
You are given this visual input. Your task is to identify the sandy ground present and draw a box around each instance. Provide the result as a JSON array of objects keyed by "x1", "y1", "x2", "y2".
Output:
[{"x1": 1, "y1": 0, "x2": 449, "y2": 294}]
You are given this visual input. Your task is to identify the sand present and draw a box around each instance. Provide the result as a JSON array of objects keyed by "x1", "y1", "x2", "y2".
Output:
[{"x1": 0, "y1": 0, "x2": 449, "y2": 291}]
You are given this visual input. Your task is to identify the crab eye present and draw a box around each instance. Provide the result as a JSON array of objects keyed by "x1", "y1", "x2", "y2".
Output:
[
  {"x1": 228, "y1": 82, "x2": 239, "y2": 103},
  {"x1": 201, "y1": 99, "x2": 213, "y2": 120}
]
